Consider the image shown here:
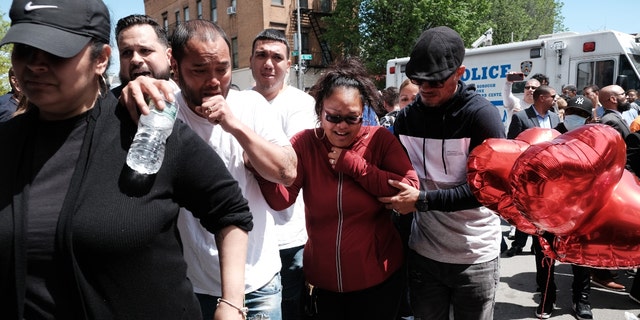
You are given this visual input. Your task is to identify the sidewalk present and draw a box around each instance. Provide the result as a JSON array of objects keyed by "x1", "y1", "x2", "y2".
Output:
[{"x1": 497, "y1": 226, "x2": 640, "y2": 320}]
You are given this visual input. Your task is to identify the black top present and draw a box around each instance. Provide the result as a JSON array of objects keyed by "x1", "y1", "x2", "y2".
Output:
[
  {"x1": 25, "y1": 112, "x2": 87, "y2": 318},
  {"x1": 626, "y1": 132, "x2": 640, "y2": 176}
]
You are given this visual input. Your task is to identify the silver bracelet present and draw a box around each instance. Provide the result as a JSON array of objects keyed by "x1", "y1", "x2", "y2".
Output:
[{"x1": 217, "y1": 297, "x2": 248, "y2": 318}]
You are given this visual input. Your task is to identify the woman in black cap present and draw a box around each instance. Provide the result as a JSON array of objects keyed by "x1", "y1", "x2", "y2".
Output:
[{"x1": 0, "y1": 0, "x2": 251, "y2": 319}]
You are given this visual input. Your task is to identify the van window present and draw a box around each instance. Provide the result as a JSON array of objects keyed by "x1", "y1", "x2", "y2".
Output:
[
  {"x1": 576, "y1": 60, "x2": 614, "y2": 93},
  {"x1": 618, "y1": 54, "x2": 640, "y2": 91}
]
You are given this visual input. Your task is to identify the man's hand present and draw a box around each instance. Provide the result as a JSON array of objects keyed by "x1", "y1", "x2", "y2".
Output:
[
  {"x1": 119, "y1": 77, "x2": 176, "y2": 123},
  {"x1": 378, "y1": 179, "x2": 421, "y2": 214},
  {"x1": 195, "y1": 95, "x2": 241, "y2": 132}
]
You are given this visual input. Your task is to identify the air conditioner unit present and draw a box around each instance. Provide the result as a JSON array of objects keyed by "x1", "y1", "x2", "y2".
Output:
[{"x1": 226, "y1": 6, "x2": 236, "y2": 15}]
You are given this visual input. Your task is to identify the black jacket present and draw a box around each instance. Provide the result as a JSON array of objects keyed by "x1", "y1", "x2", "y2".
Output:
[
  {"x1": 0, "y1": 93, "x2": 252, "y2": 319},
  {"x1": 601, "y1": 108, "x2": 631, "y2": 139},
  {"x1": 392, "y1": 81, "x2": 506, "y2": 264},
  {"x1": 394, "y1": 81, "x2": 506, "y2": 212},
  {"x1": 507, "y1": 105, "x2": 561, "y2": 139}
]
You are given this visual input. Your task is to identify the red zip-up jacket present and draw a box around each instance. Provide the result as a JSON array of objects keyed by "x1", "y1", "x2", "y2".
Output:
[{"x1": 258, "y1": 126, "x2": 419, "y2": 292}]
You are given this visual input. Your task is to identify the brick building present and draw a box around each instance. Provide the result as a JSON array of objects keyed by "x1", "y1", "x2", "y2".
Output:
[{"x1": 143, "y1": 0, "x2": 335, "y2": 90}]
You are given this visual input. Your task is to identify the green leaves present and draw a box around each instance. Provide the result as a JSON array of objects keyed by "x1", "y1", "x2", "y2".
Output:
[
  {"x1": 489, "y1": 0, "x2": 564, "y2": 44},
  {"x1": 0, "y1": 11, "x2": 11, "y2": 93},
  {"x1": 322, "y1": 0, "x2": 564, "y2": 88}
]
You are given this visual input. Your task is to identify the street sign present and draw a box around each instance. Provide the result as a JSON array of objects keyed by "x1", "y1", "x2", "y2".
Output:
[
  {"x1": 292, "y1": 50, "x2": 299, "y2": 56},
  {"x1": 301, "y1": 54, "x2": 313, "y2": 60}
]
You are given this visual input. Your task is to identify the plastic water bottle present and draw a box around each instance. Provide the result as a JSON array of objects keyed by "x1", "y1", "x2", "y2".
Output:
[{"x1": 126, "y1": 99, "x2": 178, "y2": 175}]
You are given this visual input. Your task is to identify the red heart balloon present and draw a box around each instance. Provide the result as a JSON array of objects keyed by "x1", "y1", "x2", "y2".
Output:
[
  {"x1": 468, "y1": 138, "x2": 538, "y2": 234},
  {"x1": 510, "y1": 124, "x2": 625, "y2": 235},
  {"x1": 469, "y1": 124, "x2": 640, "y2": 268},
  {"x1": 467, "y1": 127, "x2": 560, "y2": 235},
  {"x1": 553, "y1": 171, "x2": 640, "y2": 268}
]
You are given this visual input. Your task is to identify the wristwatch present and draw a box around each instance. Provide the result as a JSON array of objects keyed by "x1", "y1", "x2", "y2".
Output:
[{"x1": 415, "y1": 190, "x2": 429, "y2": 212}]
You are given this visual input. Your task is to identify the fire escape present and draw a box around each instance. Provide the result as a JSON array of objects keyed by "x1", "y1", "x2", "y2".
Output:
[{"x1": 292, "y1": 8, "x2": 333, "y2": 67}]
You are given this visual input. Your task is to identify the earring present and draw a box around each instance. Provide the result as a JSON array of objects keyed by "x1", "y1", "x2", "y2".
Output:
[
  {"x1": 313, "y1": 127, "x2": 326, "y2": 140},
  {"x1": 98, "y1": 74, "x2": 109, "y2": 98}
]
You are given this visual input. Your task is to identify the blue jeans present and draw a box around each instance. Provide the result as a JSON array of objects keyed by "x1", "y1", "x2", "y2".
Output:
[
  {"x1": 197, "y1": 273, "x2": 283, "y2": 320},
  {"x1": 280, "y1": 245, "x2": 305, "y2": 320},
  {"x1": 408, "y1": 251, "x2": 499, "y2": 320}
]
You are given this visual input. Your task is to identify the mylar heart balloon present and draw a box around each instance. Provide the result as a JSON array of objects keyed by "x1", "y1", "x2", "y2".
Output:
[
  {"x1": 510, "y1": 124, "x2": 625, "y2": 235},
  {"x1": 468, "y1": 124, "x2": 640, "y2": 268},
  {"x1": 467, "y1": 127, "x2": 561, "y2": 235}
]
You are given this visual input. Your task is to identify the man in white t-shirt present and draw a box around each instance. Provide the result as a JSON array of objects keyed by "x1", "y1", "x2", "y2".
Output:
[
  {"x1": 172, "y1": 21, "x2": 299, "y2": 320},
  {"x1": 121, "y1": 20, "x2": 297, "y2": 320},
  {"x1": 248, "y1": 28, "x2": 316, "y2": 320},
  {"x1": 120, "y1": 19, "x2": 302, "y2": 320}
]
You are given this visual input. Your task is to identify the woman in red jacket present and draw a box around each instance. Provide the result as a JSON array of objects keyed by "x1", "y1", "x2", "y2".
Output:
[{"x1": 257, "y1": 57, "x2": 419, "y2": 319}]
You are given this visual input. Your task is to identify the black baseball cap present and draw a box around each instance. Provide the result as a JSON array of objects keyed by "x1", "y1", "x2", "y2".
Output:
[
  {"x1": 565, "y1": 95, "x2": 593, "y2": 117},
  {"x1": 405, "y1": 26, "x2": 465, "y2": 82},
  {"x1": 0, "y1": 0, "x2": 111, "y2": 58}
]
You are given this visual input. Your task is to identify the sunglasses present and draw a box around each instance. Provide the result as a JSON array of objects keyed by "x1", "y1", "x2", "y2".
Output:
[
  {"x1": 324, "y1": 112, "x2": 363, "y2": 125},
  {"x1": 409, "y1": 72, "x2": 454, "y2": 88},
  {"x1": 524, "y1": 86, "x2": 538, "y2": 90},
  {"x1": 541, "y1": 94, "x2": 559, "y2": 100}
]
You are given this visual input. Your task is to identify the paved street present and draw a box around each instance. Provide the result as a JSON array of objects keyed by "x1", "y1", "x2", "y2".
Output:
[{"x1": 496, "y1": 224, "x2": 640, "y2": 320}]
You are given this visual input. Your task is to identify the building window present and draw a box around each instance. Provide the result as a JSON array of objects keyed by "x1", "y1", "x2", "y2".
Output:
[
  {"x1": 301, "y1": 33, "x2": 309, "y2": 55},
  {"x1": 175, "y1": 11, "x2": 181, "y2": 25},
  {"x1": 197, "y1": 1, "x2": 203, "y2": 19},
  {"x1": 320, "y1": 0, "x2": 331, "y2": 12},
  {"x1": 299, "y1": 0, "x2": 308, "y2": 8},
  {"x1": 232, "y1": 37, "x2": 239, "y2": 69},
  {"x1": 184, "y1": 7, "x2": 190, "y2": 21},
  {"x1": 271, "y1": 0, "x2": 283, "y2": 5},
  {"x1": 211, "y1": 0, "x2": 217, "y2": 22},
  {"x1": 162, "y1": 12, "x2": 168, "y2": 31}
]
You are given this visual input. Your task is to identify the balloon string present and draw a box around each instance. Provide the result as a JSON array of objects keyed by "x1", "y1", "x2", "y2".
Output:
[{"x1": 539, "y1": 256, "x2": 555, "y2": 319}]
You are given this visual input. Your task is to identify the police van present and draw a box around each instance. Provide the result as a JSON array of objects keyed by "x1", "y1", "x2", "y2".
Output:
[{"x1": 386, "y1": 30, "x2": 640, "y2": 125}]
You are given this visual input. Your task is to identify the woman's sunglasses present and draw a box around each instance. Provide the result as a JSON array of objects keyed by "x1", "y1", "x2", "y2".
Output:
[{"x1": 324, "y1": 112, "x2": 363, "y2": 125}]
